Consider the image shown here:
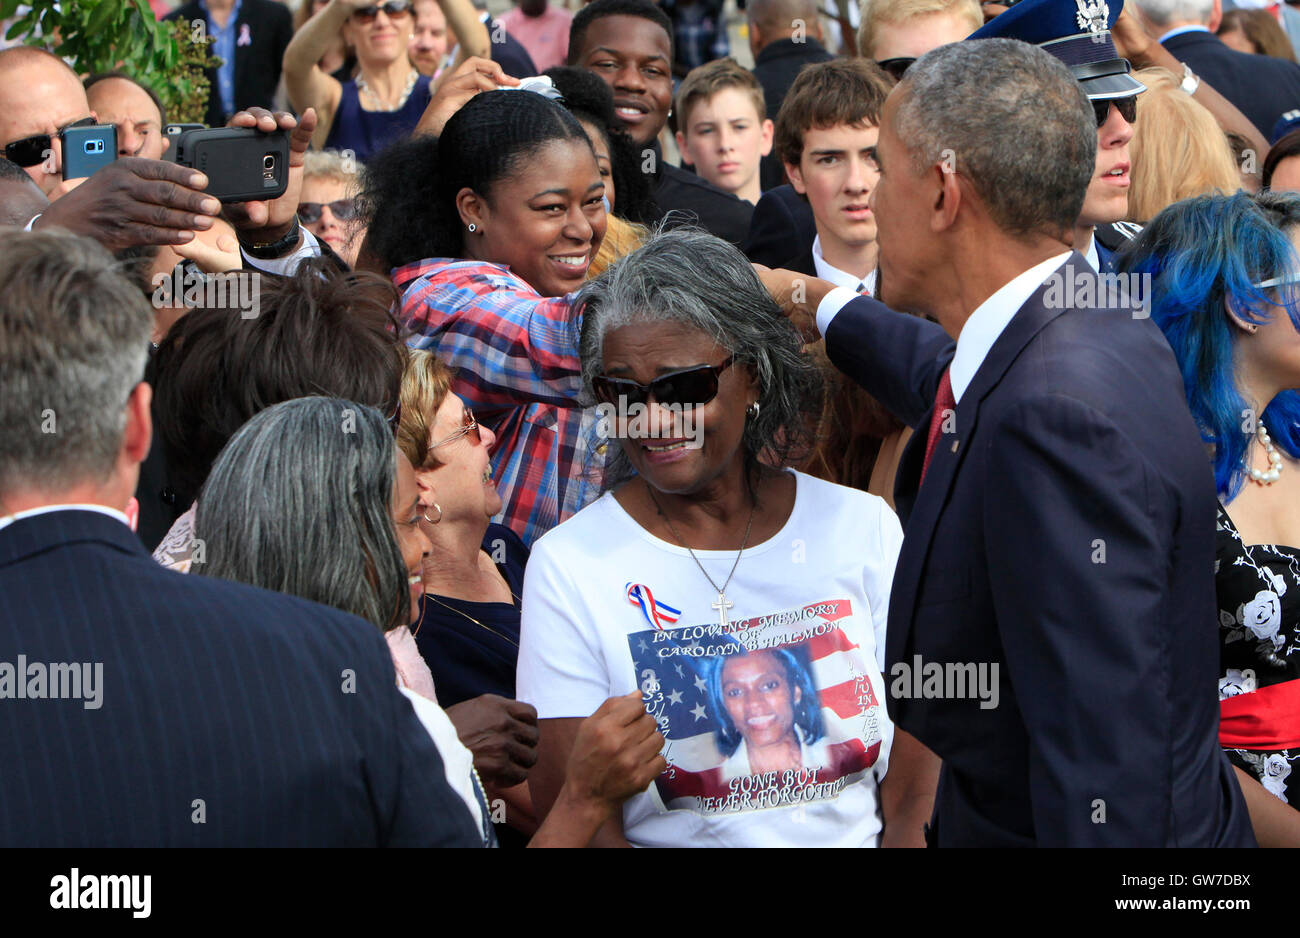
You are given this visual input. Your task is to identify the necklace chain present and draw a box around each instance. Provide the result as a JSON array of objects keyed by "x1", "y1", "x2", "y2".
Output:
[
  {"x1": 356, "y1": 68, "x2": 418, "y2": 112},
  {"x1": 646, "y1": 483, "x2": 757, "y2": 624},
  {"x1": 415, "y1": 592, "x2": 520, "y2": 647}
]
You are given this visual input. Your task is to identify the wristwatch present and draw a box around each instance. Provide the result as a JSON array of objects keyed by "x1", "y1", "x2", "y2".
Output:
[
  {"x1": 1181, "y1": 63, "x2": 1200, "y2": 96},
  {"x1": 238, "y1": 215, "x2": 302, "y2": 260}
]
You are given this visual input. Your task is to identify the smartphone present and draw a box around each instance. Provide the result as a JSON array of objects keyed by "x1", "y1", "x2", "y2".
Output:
[
  {"x1": 171, "y1": 127, "x2": 290, "y2": 203},
  {"x1": 164, "y1": 122, "x2": 206, "y2": 137},
  {"x1": 61, "y1": 123, "x2": 117, "y2": 179}
]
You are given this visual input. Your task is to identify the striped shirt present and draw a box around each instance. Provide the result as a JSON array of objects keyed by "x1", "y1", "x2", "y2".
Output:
[{"x1": 394, "y1": 258, "x2": 606, "y2": 547}]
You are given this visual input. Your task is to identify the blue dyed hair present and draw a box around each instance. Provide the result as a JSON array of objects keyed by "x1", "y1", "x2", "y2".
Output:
[
  {"x1": 706, "y1": 642, "x2": 824, "y2": 759},
  {"x1": 1115, "y1": 191, "x2": 1300, "y2": 500}
]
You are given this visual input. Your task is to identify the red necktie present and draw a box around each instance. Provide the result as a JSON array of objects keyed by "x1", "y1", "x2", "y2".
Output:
[{"x1": 921, "y1": 369, "x2": 955, "y2": 484}]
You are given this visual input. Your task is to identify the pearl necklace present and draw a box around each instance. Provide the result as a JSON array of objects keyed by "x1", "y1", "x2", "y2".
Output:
[
  {"x1": 356, "y1": 68, "x2": 418, "y2": 112},
  {"x1": 1249, "y1": 421, "x2": 1284, "y2": 485}
]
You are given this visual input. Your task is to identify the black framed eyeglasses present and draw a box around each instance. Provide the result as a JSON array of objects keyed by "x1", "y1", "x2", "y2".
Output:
[
  {"x1": 299, "y1": 198, "x2": 358, "y2": 223},
  {"x1": 353, "y1": 0, "x2": 411, "y2": 22},
  {"x1": 1093, "y1": 95, "x2": 1138, "y2": 128},
  {"x1": 3, "y1": 116, "x2": 94, "y2": 168},
  {"x1": 428, "y1": 408, "x2": 481, "y2": 452},
  {"x1": 875, "y1": 57, "x2": 916, "y2": 81},
  {"x1": 592, "y1": 356, "x2": 736, "y2": 409}
]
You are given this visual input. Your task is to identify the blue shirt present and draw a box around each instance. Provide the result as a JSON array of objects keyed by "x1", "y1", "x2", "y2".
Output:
[{"x1": 201, "y1": 0, "x2": 243, "y2": 119}]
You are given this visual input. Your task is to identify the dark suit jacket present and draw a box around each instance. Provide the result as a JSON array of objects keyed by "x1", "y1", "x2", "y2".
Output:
[
  {"x1": 656, "y1": 162, "x2": 754, "y2": 245},
  {"x1": 166, "y1": 0, "x2": 294, "y2": 128},
  {"x1": 486, "y1": 16, "x2": 539, "y2": 79},
  {"x1": 0, "y1": 509, "x2": 482, "y2": 846},
  {"x1": 825, "y1": 254, "x2": 1255, "y2": 846},
  {"x1": 753, "y1": 38, "x2": 832, "y2": 191},
  {"x1": 742, "y1": 183, "x2": 816, "y2": 267},
  {"x1": 1163, "y1": 29, "x2": 1300, "y2": 137}
]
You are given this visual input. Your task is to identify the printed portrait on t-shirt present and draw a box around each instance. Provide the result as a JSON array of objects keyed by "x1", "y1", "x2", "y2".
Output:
[{"x1": 628, "y1": 598, "x2": 884, "y2": 815}]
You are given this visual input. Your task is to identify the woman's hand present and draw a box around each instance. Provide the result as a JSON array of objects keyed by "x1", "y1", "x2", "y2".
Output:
[
  {"x1": 444, "y1": 693, "x2": 540, "y2": 787},
  {"x1": 417, "y1": 56, "x2": 520, "y2": 137}
]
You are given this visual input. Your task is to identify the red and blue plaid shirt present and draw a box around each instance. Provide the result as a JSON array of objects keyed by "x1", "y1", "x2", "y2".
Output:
[{"x1": 394, "y1": 258, "x2": 606, "y2": 547}]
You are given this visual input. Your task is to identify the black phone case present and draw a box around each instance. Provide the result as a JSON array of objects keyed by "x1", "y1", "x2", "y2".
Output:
[
  {"x1": 61, "y1": 125, "x2": 117, "y2": 179},
  {"x1": 173, "y1": 128, "x2": 290, "y2": 203}
]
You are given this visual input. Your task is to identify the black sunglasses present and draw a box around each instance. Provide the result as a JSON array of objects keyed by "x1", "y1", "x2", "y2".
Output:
[
  {"x1": 1093, "y1": 96, "x2": 1138, "y2": 128},
  {"x1": 3, "y1": 116, "x2": 95, "y2": 168},
  {"x1": 299, "y1": 198, "x2": 358, "y2": 223},
  {"x1": 593, "y1": 356, "x2": 737, "y2": 409},
  {"x1": 875, "y1": 57, "x2": 916, "y2": 81},
  {"x1": 353, "y1": 0, "x2": 411, "y2": 21}
]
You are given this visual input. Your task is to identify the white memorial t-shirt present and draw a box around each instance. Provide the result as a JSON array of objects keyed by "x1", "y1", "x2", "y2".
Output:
[{"x1": 517, "y1": 470, "x2": 903, "y2": 847}]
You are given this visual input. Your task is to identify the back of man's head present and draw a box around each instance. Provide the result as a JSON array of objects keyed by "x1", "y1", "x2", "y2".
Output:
[
  {"x1": 0, "y1": 157, "x2": 48, "y2": 227},
  {"x1": 747, "y1": 0, "x2": 823, "y2": 48},
  {"x1": 1131, "y1": 0, "x2": 1214, "y2": 29},
  {"x1": 896, "y1": 38, "x2": 1095, "y2": 238},
  {"x1": 0, "y1": 231, "x2": 150, "y2": 500},
  {"x1": 858, "y1": 0, "x2": 983, "y2": 59}
]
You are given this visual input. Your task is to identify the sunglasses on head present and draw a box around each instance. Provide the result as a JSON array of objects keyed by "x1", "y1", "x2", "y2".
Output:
[
  {"x1": 875, "y1": 57, "x2": 915, "y2": 81},
  {"x1": 299, "y1": 198, "x2": 358, "y2": 223},
  {"x1": 1093, "y1": 95, "x2": 1138, "y2": 128},
  {"x1": 592, "y1": 356, "x2": 736, "y2": 410},
  {"x1": 3, "y1": 116, "x2": 95, "y2": 168},
  {"x1": 352, "y1": 0, "x2": 411, "y2": 22},
  {"x1": 428, "y1": 408, "x2": 481, "y2": 453}
]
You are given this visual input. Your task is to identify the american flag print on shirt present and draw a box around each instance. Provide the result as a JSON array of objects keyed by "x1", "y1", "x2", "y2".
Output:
[{"x1": 628, "y1": 598, "x2": 884, "y2": 816}]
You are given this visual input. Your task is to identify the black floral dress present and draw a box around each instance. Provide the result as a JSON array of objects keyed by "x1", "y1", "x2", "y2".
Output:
[{"x1": 1215, "y1": 504, "x2": 1300, "y2": 804}]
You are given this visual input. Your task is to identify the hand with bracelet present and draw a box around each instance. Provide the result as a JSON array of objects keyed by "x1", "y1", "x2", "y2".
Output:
[{"x1": 222, "y1": 107, "x2": 319, "y2": 260}]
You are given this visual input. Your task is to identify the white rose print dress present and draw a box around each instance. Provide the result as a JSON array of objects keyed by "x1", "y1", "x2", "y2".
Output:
[{"x1": 1216, "y1": 505, "x2": 1300, "y2": 803}]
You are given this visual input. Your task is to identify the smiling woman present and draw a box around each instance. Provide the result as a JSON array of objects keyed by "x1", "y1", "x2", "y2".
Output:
[{"x1": 365, "y1": 89, "x2": 608, "y2": 546}]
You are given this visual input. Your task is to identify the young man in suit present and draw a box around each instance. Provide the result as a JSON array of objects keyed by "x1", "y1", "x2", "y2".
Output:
[
  {"x1": 759, "y1": 38, "x2": 1255, "y2": 847},
  {"x1": 772, "y1": 58, "x2": 894, "y2": 292},
  {"x1": 165, "y1": 0, "x2": 294, "y2": 128}
]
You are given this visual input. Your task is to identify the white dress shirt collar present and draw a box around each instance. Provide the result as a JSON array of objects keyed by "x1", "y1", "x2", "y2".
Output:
[
  {"x1": 1158, "y1": 24, "x2": 1212, "y2": 43},
  {"x1": 948, "y1": 252, "x2": 1072, "y2": 404},
  {"x1": 811, "y1": 235, "x2": 877, "y2": 295},
  {"x1": 1083, "y1": 230, "x2": 1100, "y2": 273},
  {"x1": 0, "y1": 503, "x2": 129, "y2": 534}
]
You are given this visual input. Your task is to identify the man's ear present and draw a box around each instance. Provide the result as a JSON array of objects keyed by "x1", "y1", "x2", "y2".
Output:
[
  {"x1": 675, "y1": 130, "x2": 692, "y2": 166},
  {"x1": 785, "y1": 161, "x2": 806, "y2": 194},
  {"x1": 455, "y1": 187, "x2": 487, "y2": 231},
  {"x1": 930, "y1": 162, "x2": 962, "y2": 233},
  {"x1": 759, "y1": 118, "x2": 774, "y2": 158},
  {"x1": 123, "y1": 381, "x2": 152, "y2": 468},
  {"x1": 1209, "y1": 0, "x2": 1223, "y2": 32}
]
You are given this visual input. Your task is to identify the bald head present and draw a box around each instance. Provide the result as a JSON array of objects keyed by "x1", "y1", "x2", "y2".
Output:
[
  {"x1": 0, "y1": 47, "x2": 93, "y2": 195},
  {"x1": 747, "y1": 0, "x2": 824, "y2": 56}
]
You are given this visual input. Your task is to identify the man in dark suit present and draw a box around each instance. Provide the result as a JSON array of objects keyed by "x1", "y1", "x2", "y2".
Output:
[
  {"x1": 0, "y1": 229, "x2": 480, "y2": 847},
  {"x1": 1134, "y1": 0, "x2": 1300, "y2": 136},
  {"x1": 761, "y1": 39, "x2": 1254, "y2": 846},
  {"x1": 166, "y1": 0, "x2": 295, "y2": 128},
  {"x1": 746, "y1": 0, "x2": 832, "y2": 190}
]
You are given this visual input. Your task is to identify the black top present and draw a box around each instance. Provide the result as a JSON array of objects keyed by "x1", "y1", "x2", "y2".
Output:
[
  {"x1": 655, "y1": 162, "x2": 754, "y2": 246},
  {"x1": 742, "y1": 183, "x2": 817, "y2": 268},
  {"x1": 753, "y1": 37, "x2": 833, "y2": 191},
  {"x1": 413, "y1": 523, "x2": 529, "y2": 708},
  {"x1": 1215, "y1": 503, "x2": 1300, "y2": 804},
  {"x1": 486, "y1": 16, "x2": 539, "y2": 80}
]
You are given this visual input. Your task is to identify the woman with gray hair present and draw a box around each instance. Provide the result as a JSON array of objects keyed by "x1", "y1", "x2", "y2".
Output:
[
  {"x1": 517, "y1": 228, "x2": 928, "y2": 847},
  {"x1": 194, "y1": 395, "x2": 668, "y2": 846}
]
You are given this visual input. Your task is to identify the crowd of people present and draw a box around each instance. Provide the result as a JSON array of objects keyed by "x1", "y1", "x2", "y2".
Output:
[{"x1": 2, "y1": 0, "x2": 1300, "y2": 848}]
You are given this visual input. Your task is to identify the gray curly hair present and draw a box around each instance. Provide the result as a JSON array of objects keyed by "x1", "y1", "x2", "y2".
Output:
[{"x1": 575, "y1": 226, "x2": 824, "y2": 490}]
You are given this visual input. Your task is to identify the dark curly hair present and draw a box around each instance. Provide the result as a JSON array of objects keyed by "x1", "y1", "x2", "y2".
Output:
[
  {"x1": 544, "y1": 65, "x2": 660, "y2": 226},
  {"x1": 360, "y1": 90, "x2": 594, "y2": 270}
]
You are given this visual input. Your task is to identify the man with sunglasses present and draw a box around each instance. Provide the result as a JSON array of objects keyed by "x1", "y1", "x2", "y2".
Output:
[{"x1": 164, "y1": 0, "x2": 293, "y2": 129}]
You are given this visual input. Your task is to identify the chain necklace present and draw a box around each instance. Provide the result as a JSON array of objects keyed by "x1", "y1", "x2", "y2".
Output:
[
  {"x1": 417, "y1": 593, "x2": 520, "y2": 648},
  {"x1": 356, "y1": 68, "x2": 419, "y2": 112},
  {"x1": 646, "y1": 483, "x2": 757, "y2": 627}
]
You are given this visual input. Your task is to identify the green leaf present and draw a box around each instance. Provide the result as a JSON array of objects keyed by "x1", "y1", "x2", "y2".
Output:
[
  {"x1": 0, "y1": 0, "x2": 22, "y2": 20},
  {"x1": 87, "y1": 0, "x2": 117, "y2": 35}
]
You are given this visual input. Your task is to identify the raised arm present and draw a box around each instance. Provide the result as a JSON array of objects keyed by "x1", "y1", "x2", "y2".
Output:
[
  {"x1": 434, "y1": 0, "x2": 491, "y2": 84},
  {"x1": 282, "y1": 0, "x2": 355, "y2": 147}
]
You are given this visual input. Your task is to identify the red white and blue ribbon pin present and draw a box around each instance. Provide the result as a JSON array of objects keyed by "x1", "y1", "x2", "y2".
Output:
[{"x1": 626, "y1": 582, "x2": 681, "y2": 630}]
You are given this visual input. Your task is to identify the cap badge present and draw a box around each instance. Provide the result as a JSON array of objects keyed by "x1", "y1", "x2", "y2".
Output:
[{"x1": 1075, "y1": 0, "x2": 1109, "y2": 37}]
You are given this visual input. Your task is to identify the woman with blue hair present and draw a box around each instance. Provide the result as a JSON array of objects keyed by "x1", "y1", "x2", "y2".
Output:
[{"x1": 1118, "y1": 191, "x2": 1300, "y2": 845}]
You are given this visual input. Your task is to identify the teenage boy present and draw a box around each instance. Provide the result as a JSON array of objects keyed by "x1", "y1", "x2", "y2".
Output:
[
  {"x1": 674, "y1": 58, "x2": 774, "y2": 205},
  {"x1": 772, "y1": 58, "x2": 893, "y2": 293}
]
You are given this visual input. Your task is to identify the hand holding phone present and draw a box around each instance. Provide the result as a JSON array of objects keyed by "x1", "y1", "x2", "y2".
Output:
[{"x1": 171, "y1": 127, "x2": 290, "y2": 203}]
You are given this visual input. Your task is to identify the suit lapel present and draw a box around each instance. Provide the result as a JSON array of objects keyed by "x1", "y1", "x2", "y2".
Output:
[{"x1": 884, "y1": 255, "x2": 1081, "y2": 671}]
